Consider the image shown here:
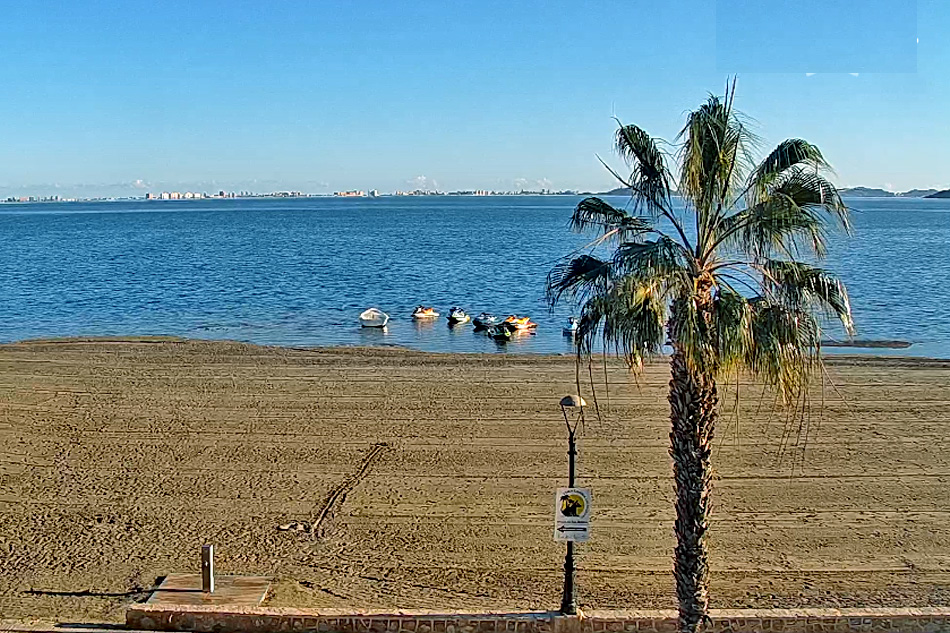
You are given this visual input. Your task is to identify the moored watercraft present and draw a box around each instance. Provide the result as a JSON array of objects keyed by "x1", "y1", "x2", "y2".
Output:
[
  {"x1": 563, "y1": 316, "x2": 579, "y2": 335},
  {"x1": 412, "y1": 306, "x2": 440, "y2": 319},
  {"x1": 503, "y1": 315, "x2": 538, "y2": 330},
  {"x1": 472, "y1": 312, "x2": 501, "y2": 331},
  {"x1": 447, "y1": 306, "x2": 471, "y2": 324},
  {"x1": 358, "y1": 307, "x2": 390, "y2": 328},
  {"x1": 488, "y1": 322, "x2": 514, "y2": 341}
]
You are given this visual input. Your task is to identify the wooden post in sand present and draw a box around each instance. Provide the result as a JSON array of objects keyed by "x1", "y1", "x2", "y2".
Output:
[{"x1": 201, "y1": 544, "x2": 214, "y2": 593}]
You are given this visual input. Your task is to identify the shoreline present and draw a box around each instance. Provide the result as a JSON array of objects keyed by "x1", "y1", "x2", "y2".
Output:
[{"x1": 3, "y1": 336, "x2": 948, "y2": 367}]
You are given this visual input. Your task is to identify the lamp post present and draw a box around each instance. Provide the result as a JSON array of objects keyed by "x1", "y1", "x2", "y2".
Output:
[{"x1": 558, "y1": 394, "x2": 586, "y2": 615}]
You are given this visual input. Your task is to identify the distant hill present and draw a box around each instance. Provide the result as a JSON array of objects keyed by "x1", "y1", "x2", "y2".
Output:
[
  {"x1": 597, "y1": 185, "x2": 943, "y2": 199},
  {"x1": 839, "y1": 187, "x2": 894, "y2": 198},
  {"x1": 897, "y1": 189, "x2": 939, "y2": 197},
  {"x1": 840, "y1": 187, "x2": 939, "y2": 198}
]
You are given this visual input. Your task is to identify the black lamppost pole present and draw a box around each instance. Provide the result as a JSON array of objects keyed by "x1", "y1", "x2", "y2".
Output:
[{"x1": 559, "y1": 394, "x2": 586, "y2": 615}]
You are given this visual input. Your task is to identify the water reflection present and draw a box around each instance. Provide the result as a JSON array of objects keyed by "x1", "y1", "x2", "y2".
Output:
[
  {"x1": 357, "y1": 325, "x2": 389, "y2": 340},
  {"x1": 412, "y1": 318, "x2": 438, "y2": 332}
]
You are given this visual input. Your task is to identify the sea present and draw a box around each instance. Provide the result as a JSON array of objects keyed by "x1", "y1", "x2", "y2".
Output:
[{"x1": 0, "y1": 195, "x2": 947, "y2": 358}]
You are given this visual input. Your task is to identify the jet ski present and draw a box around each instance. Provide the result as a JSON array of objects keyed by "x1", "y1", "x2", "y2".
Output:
[{"x1": 447, "y1": 306, "x2": 471, "y2": 325}]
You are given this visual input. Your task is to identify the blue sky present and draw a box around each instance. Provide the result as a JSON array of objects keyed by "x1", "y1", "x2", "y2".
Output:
[{"x1": 0, "y1": 1, "x2": 943, "y2": 196}]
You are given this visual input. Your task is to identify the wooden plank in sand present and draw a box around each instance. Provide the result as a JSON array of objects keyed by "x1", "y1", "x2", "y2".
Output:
[{"x1": 146, "y1": 573, "x2": 270, "y2": 607}]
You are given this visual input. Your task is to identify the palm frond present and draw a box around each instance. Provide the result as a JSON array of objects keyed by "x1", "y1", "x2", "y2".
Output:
[
  {"x1": 744, "y1": 299, "x2": 822, "y2": 400},
  {"x1": 576, "y1": 276, "x2": 666, "y2": 369},
  {"x1": 769, "y1": 166, "x2": 850, "y2": 232},
  {"x1": 612, "y1": 122, "x2": 696, "y2": 252},
  {"x1": 546, "y1": 255, "x2": 614, "y2": 306},
  {"x1": 612, "y1": 236, "x2": 694, "y2": 293},
  {"x1": 677, "y1": 86, "x2": 758, "y2": 252},
  {"x1": 614, "y1": 123, "x2": 674, "y2": 219},
  {"x1": 711, "y1": 166, "x2": 849, "y2": 260},
  {"x1": 761, "y1": 260, "x2": 855, "y2": 334},
  {"x1": 569, "y1": 197, "x2": 655, "y2": 244},
  {"x1": 713, "y1": 287, "x2": 753, "y2": 371},
  {"x1": 715, "y1": 194, "x2": 828, "y2": 260},
  {"x1": 747, "y1": 139, "x2": 831, "y2": 202}
]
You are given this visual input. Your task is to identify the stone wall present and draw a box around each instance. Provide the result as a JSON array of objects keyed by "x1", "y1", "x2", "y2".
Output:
[{"x1": 126, "y1": 605, "x2": 950, "y2": 633}]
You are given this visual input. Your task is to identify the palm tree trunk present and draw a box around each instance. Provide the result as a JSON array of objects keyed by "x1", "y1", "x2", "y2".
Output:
[{"x1": 668, "y1": 344, "x2": 718, "y2": 633}]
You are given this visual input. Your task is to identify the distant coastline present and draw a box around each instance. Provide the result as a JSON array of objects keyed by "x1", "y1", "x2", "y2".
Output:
[
  {"x1": 598, "y1": 185, "x2": 950, "y2": 199},
  {"x1": 1, "y1": 189, "x2": 591, "y2": 205},
  {"x1": 838, "y1": 186, "x2": 946, "y2": 198},
  {"x1": 6, "y1": 185, "x2": 950, "y2": 205}
]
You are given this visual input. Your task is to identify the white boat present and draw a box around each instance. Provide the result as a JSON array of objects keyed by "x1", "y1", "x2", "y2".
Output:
[
  {"x1": 359, "y1": 308, "x2": 390, "y2": 328},
  {"x1": 563, "y1": 316, "x2": 579, "y2": 335}
]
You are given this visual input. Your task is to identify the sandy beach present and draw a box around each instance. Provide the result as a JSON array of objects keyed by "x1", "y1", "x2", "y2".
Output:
[{"x1": 1, "y1": 339, "x2": 949, "y2": 623}]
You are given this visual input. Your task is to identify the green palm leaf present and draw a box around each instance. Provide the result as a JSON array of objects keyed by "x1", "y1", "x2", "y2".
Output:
[
  {"x1": 744, "y1": 300, "x2": 822, "y2": 398},
  {"x1": 747, "y1": 138, "x2": 831, "y2": 201},
  {"x1": 713, "y1": 166, "x2": 848, "y2": 259},
  {"x1": 678, "y1": 86, "x2": 758, "y2": 250},
  {"x1": 569, "y1": 197, "x2": 655, "y2": 244},
  {"x1": 546, "y1": 255, "x2": 614, "y2": 305},
  {"x1": 615, "y1": 123, "x2": 674, "y2": 219},
  {"x1": 576, "y1": 277, "x2": 665, "y2": 367},
  {"x1": 713, "y1": 287, "x2": 753, "y2": 370},
  {"x1": 612, "y1": 237, "x2": 693, "y2": 291},
  {"x1": 761, "y1": 260, "x2": 855, "y2": 334}
]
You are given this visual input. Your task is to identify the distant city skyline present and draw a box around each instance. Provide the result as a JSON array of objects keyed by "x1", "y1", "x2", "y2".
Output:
[
  {"x1": 0, "y1": 176, "x2": 577, "y2": 200},
  {"x1": 1, "y1": 184, "x2": 589, "y2": 204},
  {"x1": 3, "y1": 171, "x2": 950, "y2": 201},
  {"x1": 0, "y1": 1, "x2": 944, "y2": 197}
]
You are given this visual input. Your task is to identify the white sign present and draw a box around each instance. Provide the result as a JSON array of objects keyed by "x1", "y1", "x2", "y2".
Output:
[{"x1": 554, "y1": 487, "x2": 591, "y2": 542}]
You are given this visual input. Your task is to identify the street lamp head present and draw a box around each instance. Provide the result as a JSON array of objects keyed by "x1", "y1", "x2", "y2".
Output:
[{"x1": 559, "y1": 395, "x2": 587, "y2": 409}]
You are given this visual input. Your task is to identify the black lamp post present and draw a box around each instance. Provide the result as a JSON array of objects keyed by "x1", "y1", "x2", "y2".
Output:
[{"x1": 558, "y1": 394, "x2": 586, "y2": 615}]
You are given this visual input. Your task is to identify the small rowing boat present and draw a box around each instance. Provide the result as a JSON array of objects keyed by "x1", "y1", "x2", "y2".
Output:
[{"x1": 358, "y1": 307, "x2": 390, "y2": 328}]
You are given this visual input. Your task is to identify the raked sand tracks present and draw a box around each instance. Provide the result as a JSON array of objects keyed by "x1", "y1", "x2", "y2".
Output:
[{"x1": 0, "y1": 339, "x2": 949, "y2": 623}]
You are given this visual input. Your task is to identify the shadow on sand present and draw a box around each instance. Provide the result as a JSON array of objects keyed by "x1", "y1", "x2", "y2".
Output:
[{"x1": 23, "y1": 575, "x2": 200, "y2": 602}]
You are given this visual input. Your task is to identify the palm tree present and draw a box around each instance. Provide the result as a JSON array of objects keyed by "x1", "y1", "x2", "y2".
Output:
[{"x1": 547, "y1": 82, "x2": 854, "y2": 633}]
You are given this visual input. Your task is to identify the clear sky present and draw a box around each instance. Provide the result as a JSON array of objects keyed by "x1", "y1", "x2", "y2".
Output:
[{"x1": 0, "y1": 0, "x2": 944, "y2": 196}]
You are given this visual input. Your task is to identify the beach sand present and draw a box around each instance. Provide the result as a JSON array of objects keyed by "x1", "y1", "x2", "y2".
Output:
[{"x1": 1, "y1": 339, "x2": 949, "y2": 622}]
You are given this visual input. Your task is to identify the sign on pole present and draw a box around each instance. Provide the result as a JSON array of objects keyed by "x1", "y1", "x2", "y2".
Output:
[{"x1": 554, "y1": 487, "x2": 591, "y2": 542}]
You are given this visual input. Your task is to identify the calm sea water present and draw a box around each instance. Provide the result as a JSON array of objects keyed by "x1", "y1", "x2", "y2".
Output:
[{"x1": 0, "y1": 196, "x2": 947, "y2": 357}]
